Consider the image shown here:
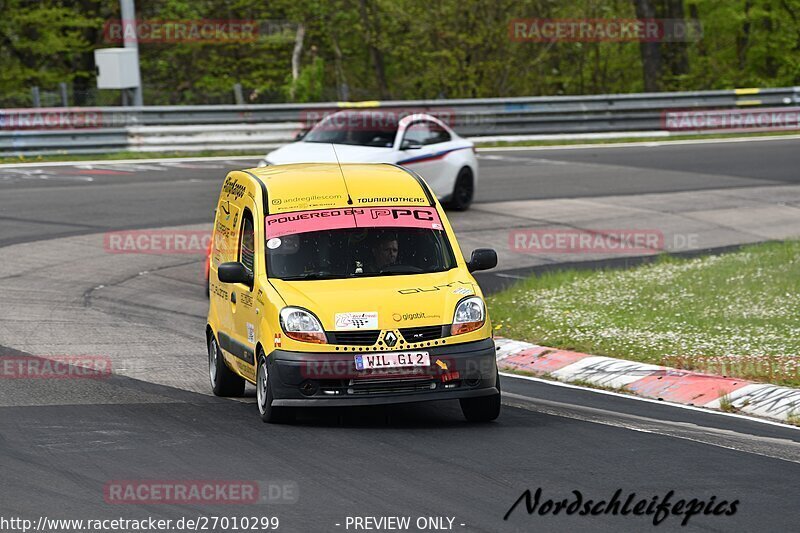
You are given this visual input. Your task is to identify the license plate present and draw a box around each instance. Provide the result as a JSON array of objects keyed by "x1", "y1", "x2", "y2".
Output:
[{"x1": 354, "y1": 351, "x2": 430, "y2": 371}]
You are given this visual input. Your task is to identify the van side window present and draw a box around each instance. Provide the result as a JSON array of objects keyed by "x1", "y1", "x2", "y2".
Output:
[{"x1": 239, "y1": 210, "x2": 255, "y2": 272}]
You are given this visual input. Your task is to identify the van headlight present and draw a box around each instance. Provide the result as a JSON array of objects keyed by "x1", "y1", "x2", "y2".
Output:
[
  {"x1": 451, "y1": 296, "x2": 486, "y2": 335},
  {"x1": 280, "y1": 307, "x2": 326, "y2": 344}
]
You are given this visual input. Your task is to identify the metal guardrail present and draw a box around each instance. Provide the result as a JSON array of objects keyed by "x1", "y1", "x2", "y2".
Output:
[{"x1": 1, "y1": 86, "x2": 798, "y2": 155}]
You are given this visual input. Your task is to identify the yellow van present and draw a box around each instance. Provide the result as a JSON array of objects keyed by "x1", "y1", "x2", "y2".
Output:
[{"x1": 206, "y1": 163, "x2": 500, "y2": 423}]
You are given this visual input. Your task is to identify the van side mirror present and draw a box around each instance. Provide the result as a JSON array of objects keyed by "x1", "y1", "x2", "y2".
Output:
[
  {"x1": 218, "y1": 262, "x2": 254, "y2": 285},
  {"x1": 467, "y1": 249, "x2": 497, "y2": 272}
]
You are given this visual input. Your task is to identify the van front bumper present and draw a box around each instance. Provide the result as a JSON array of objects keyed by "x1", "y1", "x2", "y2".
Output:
[{"x1": 267, "y1": 338, "x2": 498, "y2": 407}]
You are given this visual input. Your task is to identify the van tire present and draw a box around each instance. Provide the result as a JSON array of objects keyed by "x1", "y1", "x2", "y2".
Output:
[
  {"x1": 460, "y1": 370, "x2": 501, "y2": 422},
  {"x1": 208, "y1": 333, "x2": 245, "y2": 397},
  {"x1": 257, "y1": 352, "x2": 294, "y2": 424}
]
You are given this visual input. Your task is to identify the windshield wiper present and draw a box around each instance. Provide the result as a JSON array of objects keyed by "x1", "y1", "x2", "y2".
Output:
[
  {"x1": 279, "y1": 272, "x2": 341, "y2": 281},
  {"x1": 378, "y1": 266, "x2": 425, "y2": 275}
]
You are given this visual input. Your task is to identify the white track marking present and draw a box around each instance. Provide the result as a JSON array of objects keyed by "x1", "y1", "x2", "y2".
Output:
[
  {"x1": 503, "y1": 390, "x2": 800, "y2": 464},
  {"x1": 478, "y1": 134, "x2": 800, "y2": 152},
  {"x1": 0, "y1": 154, "x2": 261, "y2": 169},
  {"x1": 500, "y1": 372, "x2": 800, "y2": 431}
]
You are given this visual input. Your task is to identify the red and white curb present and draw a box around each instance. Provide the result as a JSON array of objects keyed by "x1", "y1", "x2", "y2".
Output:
[{"x1": 495, "y1": 338, "x2": 800, "y2": 425}]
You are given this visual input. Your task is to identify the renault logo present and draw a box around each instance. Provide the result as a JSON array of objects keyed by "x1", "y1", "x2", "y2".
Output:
[{"x1": 384, "y1": 331, "x2": 398, "y2": 347}]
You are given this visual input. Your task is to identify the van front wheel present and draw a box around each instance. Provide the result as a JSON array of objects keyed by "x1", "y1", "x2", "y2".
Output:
[
  {"x1": 257, "y1": 353, "x2": 294, "y2": 424},
  {"x1": 460, "y1": 372, "x2": 501, "y2": 422},
  {"x1": 208, "y1": 334, "x2": 245, "y2": 397}
]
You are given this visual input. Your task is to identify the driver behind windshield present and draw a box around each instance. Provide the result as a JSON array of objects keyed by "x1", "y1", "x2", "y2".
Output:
[
  {"x1": 367, "y1": 232, "x2": 399, "y2": 273},
  {"x1": 267, "y1": 234, "x2": 310, "y2": 277}
]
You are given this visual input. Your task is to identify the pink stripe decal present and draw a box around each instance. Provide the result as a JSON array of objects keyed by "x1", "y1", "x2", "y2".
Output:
[
  {"x1": 265, "y1": 208, "x2": 358, "y2": 238},
  {"x1": 355, "y1": 207, "x2": 443, "y2": 231},
  {"x1": 265, "y1": 206, "x2": 442, "y2": 238}
]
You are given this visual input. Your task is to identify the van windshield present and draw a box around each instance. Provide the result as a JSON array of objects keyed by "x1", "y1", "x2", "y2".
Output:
[
  {"x1": 264, "y1": 206, "x2": 457, "y2": 280},
  {"x1": 266, "y1": 227, "x2": 457, "y2": 280}
]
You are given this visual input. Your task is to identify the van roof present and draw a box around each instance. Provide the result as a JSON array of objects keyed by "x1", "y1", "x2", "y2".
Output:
[{"x1": 245, "y1": 163, "x2": 434, "y2": 214}]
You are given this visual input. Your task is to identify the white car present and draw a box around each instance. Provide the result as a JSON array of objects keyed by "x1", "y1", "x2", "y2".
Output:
[{"x1": 259, "y1": 111, "x2": 478, "y2": 210}]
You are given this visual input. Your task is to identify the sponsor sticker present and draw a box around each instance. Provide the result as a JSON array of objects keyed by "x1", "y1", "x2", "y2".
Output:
[
  {"x1": 246, "y1": 323, "x2": 256, "y2": 344},
  {"x1": 392, "y1": 312, "x2": 441, "y2": 322},
  {"x1": 264, "y1": 206, "x2": 443, "y2": 239},
  {"x1": 237, "y1": 361, "x2": 256, "y2": 381},
  {"x1": 335, "y1": 312, "x2": 379, "y2": 331},
  {"x1": 397, "y1": 281, "x2": 473, "y2": 295}
]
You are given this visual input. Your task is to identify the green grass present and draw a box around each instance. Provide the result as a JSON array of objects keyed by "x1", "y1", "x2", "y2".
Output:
[
  {"x1": 488, "y1": 241, "x2": 800, "y2": 387},
  {"x1": 718, "y1": 393, "x2": 737, "y2": 413},
  {"x1": 0, "y1": 149, "x2": 264, "y2": 165},
  {"x1": 475, "y1": 130, "x2": 800, "y2": 148}
]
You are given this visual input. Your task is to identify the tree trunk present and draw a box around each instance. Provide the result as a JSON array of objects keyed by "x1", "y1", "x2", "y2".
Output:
[
  {"x1": 358, "y1": 0, "x2": 390, "y2": 99},
  {"x1": 663, "y1": 0, "x2": 689, "y2": 77},
  {"x1": 290, "y1": 23, "x2": 306, "y2": 101},
  {"x1": 633, "y1": 0, "x2": 661, "y2": 91},
  {"x1": 330, "y1": 32, "x2": 349, "y2": 101},
  {"x1": 688, "y1": 4, "x2": 707, "y2": 59},
  {"x1": 737, "y1": 1, "x2": 752, "y2": 70}
]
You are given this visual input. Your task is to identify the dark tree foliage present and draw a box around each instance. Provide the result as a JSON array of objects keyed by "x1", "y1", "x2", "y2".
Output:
[{"x1": 0, "y1": 0, "x2": 797, "y2": 106}]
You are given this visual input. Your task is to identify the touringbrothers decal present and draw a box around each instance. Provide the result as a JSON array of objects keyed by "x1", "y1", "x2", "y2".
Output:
[{"x1": 264, "y1": 206, "x2": 443, "y2": 239}]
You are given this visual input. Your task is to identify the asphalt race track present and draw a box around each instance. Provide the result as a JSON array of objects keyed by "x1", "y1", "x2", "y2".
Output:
[{"x1": 1, "y1": 138, "x2": 799, "y2": 532}]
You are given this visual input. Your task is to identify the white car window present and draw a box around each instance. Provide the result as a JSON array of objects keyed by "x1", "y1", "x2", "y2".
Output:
[
  {"x1": 403, "y1": 122, "x2": 430, "y2": 145},
  {"x1": 404, "y1": 121, "x2": 451, "y2": 146},
  {"x1": 426, "y1": 122, "x2": 451, "y2": 145}
]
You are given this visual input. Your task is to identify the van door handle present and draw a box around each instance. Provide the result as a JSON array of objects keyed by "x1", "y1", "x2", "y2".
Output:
[{"x1": 231, "y1": 292, "x2": 237, "y2": 303}]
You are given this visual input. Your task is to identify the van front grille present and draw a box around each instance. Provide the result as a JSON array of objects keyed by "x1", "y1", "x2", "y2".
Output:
[
  {"x1": 347, "y1": 376, "x2": 436, "y2": 395},
  {"x1": 399, "y1": 325, "x2": 447, "y2": 343},
  {"x1": 326, "y1": 330, "x2": 381, "y2": 345}
]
